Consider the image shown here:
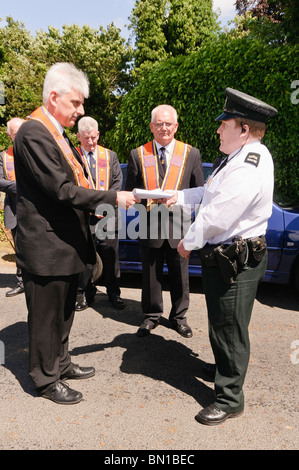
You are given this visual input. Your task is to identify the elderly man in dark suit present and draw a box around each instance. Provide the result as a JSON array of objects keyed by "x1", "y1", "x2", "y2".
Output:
[
  {"x1": 0, "y1": 117, "x2": 25, "y2": 297},
  {"x1": 125, "y1": 104, "x2": 204, "y2": 338},
  {"x1": 75, "y1": 116, "x2": 125, "y2": 311},
  {"x1": 13, "y1": 62, "x2": 137, "y2": 404}
]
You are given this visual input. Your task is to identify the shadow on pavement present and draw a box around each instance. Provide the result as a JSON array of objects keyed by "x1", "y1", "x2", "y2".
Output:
[
  {"x1": 71, "y1": 332, "x2": 215, "y2": 408},
  {"x1": 0, "y1": 321, "x2": 34, "y2": 396},
  {"x1": 256, "y1": 282, "x2": 299, "y2": 311}
]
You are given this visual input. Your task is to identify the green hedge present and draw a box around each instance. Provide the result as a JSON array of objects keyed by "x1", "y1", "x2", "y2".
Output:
[{"x1": 109, "y1": 36, "x2": 299, "y2": 200}]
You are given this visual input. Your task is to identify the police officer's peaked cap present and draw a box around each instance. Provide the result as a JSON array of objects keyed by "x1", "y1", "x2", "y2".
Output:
[{"x1": 215, "y1": 87, "x2": 278, "y2": 123}]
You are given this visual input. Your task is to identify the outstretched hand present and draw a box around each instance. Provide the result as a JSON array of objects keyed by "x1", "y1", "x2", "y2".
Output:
[
  {"x1": 157, "y1": 190, "x2": 178, "y2": 206},
  {"x1": 177, "y1": 239, "x2": 191, "y2": 258},
  {"x1": 116, "y1": 191, "x2": 141, "y2": 209}
]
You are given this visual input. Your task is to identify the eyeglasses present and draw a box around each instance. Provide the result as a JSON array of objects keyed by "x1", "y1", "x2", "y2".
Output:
[
  {"x1": 81, "y1": 134, "x2": 98, "y2": 141},
  {"x1": 153, "y1": 122, "x2": 175, "y2": 129}
]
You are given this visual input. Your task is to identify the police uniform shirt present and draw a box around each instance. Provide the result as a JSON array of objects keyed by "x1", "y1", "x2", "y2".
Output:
[{"x1": 176, "y1": 140, "x2": 274, "y2": 251}]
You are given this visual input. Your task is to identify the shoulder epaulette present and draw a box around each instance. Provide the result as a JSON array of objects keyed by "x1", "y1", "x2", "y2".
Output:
[{"x1": 244, "y1": 152, "x2": 260, "y2": 167}]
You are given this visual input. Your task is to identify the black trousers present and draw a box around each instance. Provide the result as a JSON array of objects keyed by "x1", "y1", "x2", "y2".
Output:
[
  {"x1": 23, "y1": 271, "x2": 79, "y2": 391},
  {"x1": 140, "y1": 240, "x2": 189, "y2": 325},
  {"x1": 97, "y1": 237, "x2": 121, "y2": 297},
  {"x1": 202, "y1": 254, "x2": 267, "y2": 413},
  {"x1": 78, "y1": 236, "x2": 121, "y2": 298},
  {"x1": 11, "y1": 227, "x2": 23, "y2": 287}
]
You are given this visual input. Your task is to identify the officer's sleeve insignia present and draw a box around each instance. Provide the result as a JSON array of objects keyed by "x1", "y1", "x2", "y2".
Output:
[{"x1": 244, "y1": 152, "x2": 260, "y2": 167}]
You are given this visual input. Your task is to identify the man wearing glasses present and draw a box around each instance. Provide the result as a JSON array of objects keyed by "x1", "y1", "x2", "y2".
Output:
[{"x1": 125, "y1": 104, "x2": 204, "y2": 338}]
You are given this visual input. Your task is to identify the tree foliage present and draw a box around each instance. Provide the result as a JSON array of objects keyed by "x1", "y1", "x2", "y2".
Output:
[
  {"x1": 109, "y1": 35, "x2": 299, "y2": 200},
  {"x1": 0, "y1": 2, "x2": 298, "y2": 201},
  {"x1": 129, "y1": 0, "x2": 219, "y2": 80},
  {"x1": 0, "y1": 17, "x2": 133, "y2": 149},
  {"x1": 235, "y1": 0, "x2": 299, "y2": 43}
]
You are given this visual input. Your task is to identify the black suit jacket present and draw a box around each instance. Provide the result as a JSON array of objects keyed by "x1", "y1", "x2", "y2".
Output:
[
  {"x1": 13, "y1": 119, "x2": 117, "y2": 277},
  {"x1": 0, "y1": 151, "x2": 17, "y2": 230},
  {"x1": 125, "y1": 141, "x2": 204, "y2": 248}
]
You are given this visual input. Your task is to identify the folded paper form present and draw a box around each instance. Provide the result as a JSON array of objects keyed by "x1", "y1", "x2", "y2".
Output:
[{"x1": 132, "y1": 188, "x2": 173, "y2": 199}]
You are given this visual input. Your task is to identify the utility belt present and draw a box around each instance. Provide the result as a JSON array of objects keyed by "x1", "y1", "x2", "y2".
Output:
[{"x1": 198, "y1": 235, "x2": 267, "y2": 285}]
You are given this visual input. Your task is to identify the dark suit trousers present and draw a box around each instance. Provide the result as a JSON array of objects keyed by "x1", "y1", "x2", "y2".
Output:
[
  {"x1": 97, "y1": 236, "x2": 121, "y2": 296},
  {"x1": 140, "y1": 240, "x2": 189, "y2": 325},
  {"x1": 23, "y1": 271, "x2": 79, "y2": 391},
  {"x1": 11, "y1": 227, "x2": 23, "y2": 287},
  {"x1": 77, "y1": 234, "x2": 121, "y2": 297}
]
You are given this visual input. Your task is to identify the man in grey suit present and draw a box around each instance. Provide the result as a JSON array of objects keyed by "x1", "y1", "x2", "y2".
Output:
[
  {"x1": 0, "y1": 117, "x2": 25, "y2": 296},
  {"x1": 125, "y1": 104, "x2": 204, "y2": 338},
  {"x1": 13, "y1": 63, "x2": 137, "y2": 404}
]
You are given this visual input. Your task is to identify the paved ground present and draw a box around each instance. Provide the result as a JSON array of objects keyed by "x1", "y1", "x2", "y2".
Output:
[{"x1": 0, "y1": 248, "x2": 298, "y2": 452}]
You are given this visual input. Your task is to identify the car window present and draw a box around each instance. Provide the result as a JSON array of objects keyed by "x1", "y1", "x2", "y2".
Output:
[{"x1": 203, "y1": 164, "x2": 213, "y2": 181}]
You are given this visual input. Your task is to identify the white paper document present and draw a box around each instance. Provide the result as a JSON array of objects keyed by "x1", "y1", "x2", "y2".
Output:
[{"x1": 132, "y1": 188, "x2": 173, "y2": 200}]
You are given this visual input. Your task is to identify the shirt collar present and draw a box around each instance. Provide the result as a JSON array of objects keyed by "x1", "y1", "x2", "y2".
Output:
[
  {"x1": 155, "y1": 139, "x2": 175, "y2": 154},
  {"x1": 41, "y1": 106, "x2": 64, "y2": 135},
  {"x1": 228, "y1": 140, "x2": 260, "y2": 161}
]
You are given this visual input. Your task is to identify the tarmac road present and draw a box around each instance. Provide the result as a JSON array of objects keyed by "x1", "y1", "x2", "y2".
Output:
[{"x1": 0, "y1": 255, "x2": 298, "y2": 452}]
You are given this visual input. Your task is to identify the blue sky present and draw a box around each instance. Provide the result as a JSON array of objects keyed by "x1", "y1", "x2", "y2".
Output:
[{"x1": 0, "y1": 0, "x2": 237, "y2": 39}]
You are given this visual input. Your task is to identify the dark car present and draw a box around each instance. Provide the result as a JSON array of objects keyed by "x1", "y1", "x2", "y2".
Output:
[{"x1": 117, "y1": 163, "x2": 299, "y2": 293}]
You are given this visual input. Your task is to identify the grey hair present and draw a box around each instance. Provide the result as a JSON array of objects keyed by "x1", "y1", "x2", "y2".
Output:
[
  {"x1": 151, "y1": 104, "x2": 178, "y2": 123},
  {"x1": 78, "y1": 116, "x2": 98, "y2": 134},
  {"x1": 43, "y1": 62, "x2": 89, "y2": 105}
]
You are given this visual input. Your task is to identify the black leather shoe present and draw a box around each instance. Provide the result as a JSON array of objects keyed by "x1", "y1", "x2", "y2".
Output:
[
  {"x1": 136, "y1": 321, "x2": 158, "y2": 337},
  {"x1": 195, "y1": 404, "x2": 243, "y2": 426},
  {"x1": 171, "y1": 322, "x2": 193, "y2": 338},
  {"x1": 6, "y1": 285, "x2": 24, "y2": 297},
  {"x1": 109, "y1": 294, "x2": 125, "y2": 310},
  {"x1": 40, "y1": 381, "x2": 82, "y2": 405},
  {"x1": 61, "y1": 364, "x2": 95, "y2": 380},
  {"x1": 75, "y1": 294, "x2": 88, "y2": 311}
]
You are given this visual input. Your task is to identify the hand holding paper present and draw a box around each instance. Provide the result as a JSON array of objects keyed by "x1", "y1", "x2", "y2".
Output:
[{"x1": 132, "y1": 188, "x2": 174, "y2": 200}]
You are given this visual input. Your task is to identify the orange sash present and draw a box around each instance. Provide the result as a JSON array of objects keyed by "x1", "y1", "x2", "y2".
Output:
[
  {"x1": 77, "y1": 145, "x2": 110, "y2": 191},
  {"x1": 2, "y1": 146, "x2": 15, "y2": 181},
  {"x1": 29, "y1": 106, "x2": 91, "y2": 189},
  {"x1": 138, "y1": 140, "x2": 190, "y2": 207}
]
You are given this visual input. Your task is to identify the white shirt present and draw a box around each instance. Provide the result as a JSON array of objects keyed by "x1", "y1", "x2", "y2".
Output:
[{"x1": 176, "y1": 141, "x2": 274, "y2": 250}]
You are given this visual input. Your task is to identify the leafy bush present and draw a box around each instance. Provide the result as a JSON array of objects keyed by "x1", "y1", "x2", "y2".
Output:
[{"x1": 109, "y1": 35, "x2": 299, "y2": 200}]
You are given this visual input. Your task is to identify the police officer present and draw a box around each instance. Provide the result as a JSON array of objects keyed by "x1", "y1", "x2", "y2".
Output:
[{"x1": 162, "y1": 88, "x2": 278, "y2": 425}]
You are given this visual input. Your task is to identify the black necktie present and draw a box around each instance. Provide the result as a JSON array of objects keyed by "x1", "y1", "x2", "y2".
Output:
[
  {"x1": 88, "y1": 152, "x2": 96, "y2": 180},
  {"x1": 160, "y1": 147, "x2": 166, "y2": 175},
  {"x1": 214, "y1": 156, "x2": 228, "y2": 175},
  {"x1": 62, "y1": 130, "x2": 85, "y2": 169},
  {"x1": 62, "y1": 130, "x2": 70, "y2": 144}
]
